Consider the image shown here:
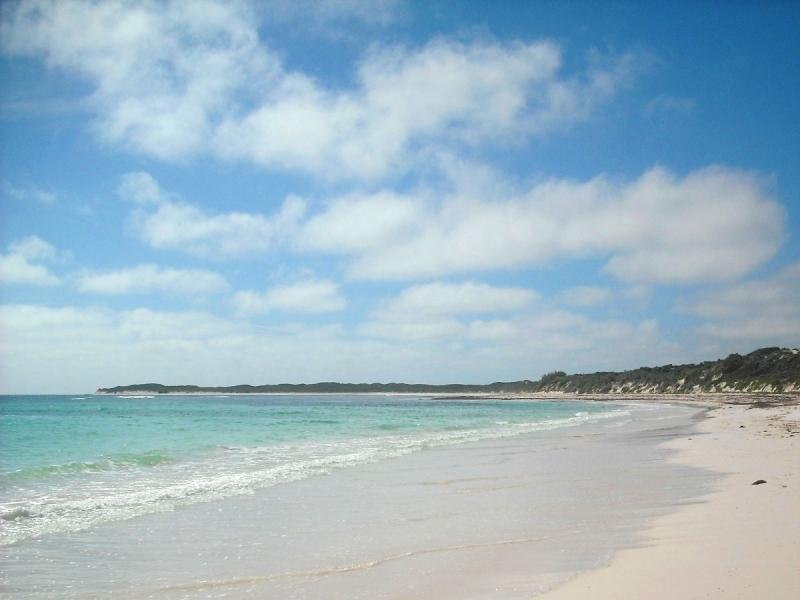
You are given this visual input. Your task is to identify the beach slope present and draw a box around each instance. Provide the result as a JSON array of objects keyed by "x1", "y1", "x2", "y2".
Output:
[{"x1": 542, "y1": 401, "x2": 800, "y2": 599}]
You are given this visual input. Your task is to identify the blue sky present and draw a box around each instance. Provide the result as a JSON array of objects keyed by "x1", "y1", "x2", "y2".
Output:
[{"x1": 1, "y1": 0, "x2": 799, "y2": 393}]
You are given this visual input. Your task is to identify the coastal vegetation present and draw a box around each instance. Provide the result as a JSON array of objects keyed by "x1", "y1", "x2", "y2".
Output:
[
  {"x1": 97, "y1": 347, "x2": 800, "y2": 395},
  {"x1": 531, "y1": 347, "x2": 800, "y2": 394}
]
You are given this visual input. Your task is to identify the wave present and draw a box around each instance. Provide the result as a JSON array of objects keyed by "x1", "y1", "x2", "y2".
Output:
[
  {"x1": 2, "y1": 451, "x2": 174, "y2": 482},
  {"x1": 0, "y1": 407, "x2": 630, "y2": 546},
  {"x1": 1, "y1": 507, "x2": 37, "y2": 521}
]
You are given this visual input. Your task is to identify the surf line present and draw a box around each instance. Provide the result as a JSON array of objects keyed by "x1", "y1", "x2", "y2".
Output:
[{"x1": 157, "y1": 534, "x2": 556, "y2": 592}]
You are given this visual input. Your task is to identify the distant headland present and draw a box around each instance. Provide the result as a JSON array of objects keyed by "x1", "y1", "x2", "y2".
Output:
[{"x1": 97, "y1": 347, "x2": 800, "y2": 395}]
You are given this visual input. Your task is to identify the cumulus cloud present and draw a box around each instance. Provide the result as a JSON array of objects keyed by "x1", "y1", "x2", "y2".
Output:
[
  {"x1": 120, "y1": 165, "x2": 783, "y2": 285},
  {"x1": 621, "y1": 284, "x2": 653, "y2": 307},
  {"x1": 233, "y1": 279, "x2": 346, "y2": 314},
  {"x1": 379, "y1": 281, "x2": 537, "y2": 318},
  {"x1": 1, "y1": 0, "x2": 277, "y2": 160},
  {"x1": 2, "y1": 0, "x2": 640, "y2": 180},
  {"x1": 298, "y1": 191, "x2": 425, "y2": 254},
  {"x1": 77, "y1": 264, "x2": 229, "y2": 295},
  {"x1": 359, "y1": 281, "x2": 536, "y2": 342},
  {"x1": 358, "y1": 297, "x2": 665, "y2": 359},
  {"x1": 120, "y1": 171, "x2": 306, "y2": 257},
  {"x1": 213, "y1": 39, "x2": 638, "y2": 180},
  {"x1": 0, "y1": 235, "x2": 61, "y2": 285},
  {"x1": 359, "y1": 315, "x2": 532, "y2": 343},
  {"x1": 131, "y1": 200, "x2": 304, "y2": 257},
  {"x1": 681, "y1": 262, "x2": 800, "y2": 346},
  {"x1": 301, "y1": 166, "x2": 783, "y2": 284},
  {"x1": 559, "y1": 286, "x2": 613, "y2": 307},
  {"x1": 359, "y1": 317, "x2": 465, "y2": 342},
  {"x1": 118, "y1": 171, "x2": 165, "y2": 205}
]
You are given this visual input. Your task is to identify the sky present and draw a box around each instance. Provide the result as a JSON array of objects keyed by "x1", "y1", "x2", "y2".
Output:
[{"x1": 1, "y1": 0, "x2": 799, "y2": 393}]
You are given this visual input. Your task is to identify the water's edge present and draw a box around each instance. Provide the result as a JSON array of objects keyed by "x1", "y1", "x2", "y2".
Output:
[{"x1": 1, "y1": 400, "x2": 714, "y2": 599}]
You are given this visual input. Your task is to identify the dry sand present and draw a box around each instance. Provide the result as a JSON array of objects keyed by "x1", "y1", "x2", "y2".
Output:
[{"x1": 541, "y1": 399, "x2": 800, "y2": 599}]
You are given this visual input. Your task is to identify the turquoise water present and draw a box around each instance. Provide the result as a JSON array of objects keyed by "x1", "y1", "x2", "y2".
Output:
[{"x1": 0, "y1": 394, "x2": 628, "y2": 545}]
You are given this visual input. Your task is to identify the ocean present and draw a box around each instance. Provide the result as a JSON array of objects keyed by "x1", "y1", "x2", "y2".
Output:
[
  {"x1": 1, "y1": 394, "x2": 710, "y2": 599},
  {"x1": 0, "y1": 394, "x2": 627, "y2": 547}
]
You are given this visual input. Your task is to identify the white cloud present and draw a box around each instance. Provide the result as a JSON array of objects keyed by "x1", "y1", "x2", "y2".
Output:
[
  {"x1": 6, "y1": 183, "x2": 57, "y2": 204},
  {"x1": 0, "y1": 236, "x2": 61, "y2": 285},
  {"x1": 214, "y1": 39, "x2": 638, "y2": 180},
  {"x1": 116, "y1": 307, "x2": 241, "y2": 340},
  {"x1": 380, "y1": 281, "x2": 537, "y2": 318},
  {"x1": 359, "y1": 317, "x2": 465, "y2": 342},
  {"x1": 298, "y1": 191, "x2": 424, "y2": 254},
  {"x1": 133, "y1": 201, "x2": 283, "y2": 257},
  {"x1": 0, "y1": 303, "x2": 358, "y2": 392},
  {"x1": 1, "y1": 0, "x2": 278, "y2": 160},
  {"x1": 622, "y1": 284, "x2": 652, "y2": 306},
  {"x1": 2, "y1": 1, "x2": 640, "y2": 180},
  {"x1": 302, "y1": 166, "x2": 783, "y2": 285},
  {"x1": 0, "y1": 305, "x2": 233, "y2": 344},
  {"x1": 233, "y1": 279, "x2": 346, "y2": 314},
  {"x1": 1, "y1": 301, "x2": 680, "y2": 393},
  {"x1": 559, "y1": 286, "x2": 612, "y2": 307},
  {"x1": 118, "y1": 166, "x2": 782, "y2": 286},
  {"x1": 465, "y1": 319, "x2": 521, "y2": 342},
  {"x1": 681, "y1": 262, "x2": 800, "y2": 347},
  {"x1": 118, "y1": 171, "x2": 165, "y2": 205},
  {"x1": 77, "y1": 264, "x2": 229, "y2": 295},
  {"x1": 0, "y1": 306, "x2": 244, "y2": 368},
  {"x1": 358, "y1": 281, "x2": 536, "y2": 342},
  {"x1": 357, "y1": 297, "x2": 668, "y2": 363},
  {"x1": 122, "y1": 171, "x2": 306, "y2": 257},
  {"x1": 358, "y1": 316, "x2": 523, "y2": 343},
  {"x1": 8, "y1": 236, "x2": 57, "y2": 261}
]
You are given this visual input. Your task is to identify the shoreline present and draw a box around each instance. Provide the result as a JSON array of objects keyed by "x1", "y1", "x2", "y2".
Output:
[
  {"x1": 2, "y1": 400, "x2": 708, "y2": 599},
  {"x1": 92, "y1": 390, "x2": 800, "y2": 402},
  {"x1": 3, "y1": 395, "x2": 796, "y2": 598},
  {"x1": 540, "y1": 399, "x2": 800, "y2": 599}
]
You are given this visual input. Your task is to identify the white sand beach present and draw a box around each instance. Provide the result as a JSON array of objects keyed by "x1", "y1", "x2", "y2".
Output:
[{"x1": 543, "y1": 399, "x2": 800, "y2": 599}]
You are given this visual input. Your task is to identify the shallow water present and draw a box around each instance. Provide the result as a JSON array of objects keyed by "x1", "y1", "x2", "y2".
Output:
[
  {"x1": 1, "y1": 397, "x2": 713, "y2": 598},
  {"x1": 0, "y1": 394, "x2": 625, "y2": 546}
]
